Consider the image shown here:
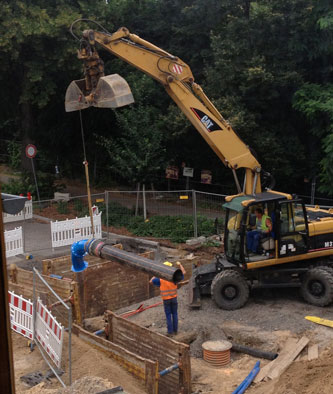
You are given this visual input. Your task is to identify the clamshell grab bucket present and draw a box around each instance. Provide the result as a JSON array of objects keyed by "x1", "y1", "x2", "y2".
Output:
[{"x1": 65, "y1": 74, "x2": 134, "y2": 112}]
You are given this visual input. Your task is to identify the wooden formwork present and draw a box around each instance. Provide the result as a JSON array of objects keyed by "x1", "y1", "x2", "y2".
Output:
[
  {"x1": 72, "y1": 324, "x2": 159, "y2": 394},
  {"x1": 105, "y1": 311, "x2": 191, "y2": 394}
]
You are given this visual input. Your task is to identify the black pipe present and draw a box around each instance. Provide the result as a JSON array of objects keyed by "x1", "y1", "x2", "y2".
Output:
[
  {"x1": 86, "y1": 239, "x2": 183, "y2": 283},
  {"x1": 232, "y1": 343, "x2": 278, "y2": 360}
]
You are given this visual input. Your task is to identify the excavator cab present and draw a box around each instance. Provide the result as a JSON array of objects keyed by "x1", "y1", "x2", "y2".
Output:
[{"x1": 224, "y1": 193, "x2": 309, "y2": 265}]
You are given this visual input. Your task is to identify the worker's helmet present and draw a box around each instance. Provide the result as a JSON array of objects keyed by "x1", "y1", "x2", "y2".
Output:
[{"x1": 163, "y1": 261, "x2": 173, "y2": 267}]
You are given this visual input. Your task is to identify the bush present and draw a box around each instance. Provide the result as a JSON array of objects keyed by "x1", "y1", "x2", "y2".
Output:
[
  {"x1": 7, "y1": 141, "x2": 21, "y2": 170},
  {"x1": 57, "y1": 201, "x2": 68, "y2": 214},
  {"x1": 99, "y1": 201, "x2": 221, "y2": 243},
  {"x1": 73, "y1": 199, "x2": 85, "y2": 216}
]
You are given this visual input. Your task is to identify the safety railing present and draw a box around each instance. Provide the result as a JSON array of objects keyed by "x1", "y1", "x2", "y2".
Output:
[
  {"x1": 8, "y1": 291, "x2": 34, "y2": 340},
  {"x1": 33, "y1": 267, "x2": 72, "y2": 387},
  {"x1": 50, "y1": 211, "x2": 102, "y2": 248},
  {"x1": 4, "y1": 226, "x2": 24, "y2": 257}
]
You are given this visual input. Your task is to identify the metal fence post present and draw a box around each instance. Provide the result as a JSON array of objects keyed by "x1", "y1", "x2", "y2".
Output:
[
  {"x1": 32, "y1": 269, "x2": 36, "y2": 340},
  {"x1": 68, "y1": 307, "x2": 72, "y2": 385},
  {"x1": 192, "y1": 190, "x2": 198, "y2": 238},
  {"x1": 105, "y1": 190, "x2": 109, "y2": 240},
  {"x1": 143, "y1": 184, "x2": 147, "y2": 220}
]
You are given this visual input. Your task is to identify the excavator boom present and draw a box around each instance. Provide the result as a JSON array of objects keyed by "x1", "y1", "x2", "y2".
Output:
[{"x1": 65, "y1": 22, "x2": 261, "y2": 194}]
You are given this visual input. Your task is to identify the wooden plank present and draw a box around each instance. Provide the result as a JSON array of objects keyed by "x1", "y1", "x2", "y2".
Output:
[
  {"x1": 254, "y1": 338, "x2": 297, "y2": 383},
  {"x1": 72, "y1": 324, "x2": 148, "y2": 380},
  {"x1": 267, "y1": 336, "x2": 309, "y2": 380},
  {"x1": 145, "y1": 359, "x2": 158, "y2": 394},
  {"x1": 308, "y1": 344, "x2": 319, "y2": 361},
  {"x1": 179, "y1": 345, "x2": 191, "y2": 394}
]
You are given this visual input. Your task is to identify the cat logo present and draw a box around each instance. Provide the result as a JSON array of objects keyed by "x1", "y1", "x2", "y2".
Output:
[
  {"x1": 201, "y1": 115, "x2": 214, "y2": 130},
  {"x1": 190, "y1": 108, "x2": 221, "y2": 132}
]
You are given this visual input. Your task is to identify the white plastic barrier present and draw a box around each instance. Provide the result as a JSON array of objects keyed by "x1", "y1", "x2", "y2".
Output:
[
  {"x1": 35, "y1": 297, "x2": 64, "y2": 368},
  {"x1": 8, "y1": 291, "x2": 34, "y2": 340},
  {"x1": 4, "y1": 226, "x2": 24, "y2": 257},
  {"x1": 50, "y1": 212, "x2": 102, "y2": 248},
  {"x1": 3, "y1": 199, "x2": 33, "y2": 223}
]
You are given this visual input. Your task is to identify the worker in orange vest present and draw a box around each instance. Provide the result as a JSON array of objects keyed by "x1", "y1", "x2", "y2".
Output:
[{"x1": 150, "y1": 261, "x2": 186, "y2": 337}]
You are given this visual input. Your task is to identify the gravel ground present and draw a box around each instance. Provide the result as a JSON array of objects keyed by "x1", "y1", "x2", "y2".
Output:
[{"x1": 116, "y1": 284, "x2": 333, "y2": 357}]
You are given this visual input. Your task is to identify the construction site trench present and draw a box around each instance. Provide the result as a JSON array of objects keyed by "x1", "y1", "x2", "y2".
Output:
[{"x1": 7, "y1": 227, "x2": 333, "y2": 394}]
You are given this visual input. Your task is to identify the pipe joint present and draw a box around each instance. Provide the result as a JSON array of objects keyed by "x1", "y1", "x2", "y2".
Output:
[{"x1": 71, "y1": 239, "x2": 89, "y2": 272}]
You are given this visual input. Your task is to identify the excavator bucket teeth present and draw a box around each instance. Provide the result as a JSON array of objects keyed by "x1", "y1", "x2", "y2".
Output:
[
  {"x1": 65, "y1": 74, "x2": 134, "y2": 112},
  {"x1": 94, "y1": 74, "x2": 134, "y2": 108}
]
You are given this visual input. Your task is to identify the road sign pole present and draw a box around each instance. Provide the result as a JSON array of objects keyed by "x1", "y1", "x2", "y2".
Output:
[{"x1": 30, "y1": 158, "x2": 41, "y2": 203}]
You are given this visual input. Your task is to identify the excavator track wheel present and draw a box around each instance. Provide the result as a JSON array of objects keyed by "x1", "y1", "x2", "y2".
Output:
[
  {"x1": 300, "y1": 267, "x2": 333, "y2": 307},
  {"x1": 211, "y1": 270, "x2": 249, "y2": 310}
]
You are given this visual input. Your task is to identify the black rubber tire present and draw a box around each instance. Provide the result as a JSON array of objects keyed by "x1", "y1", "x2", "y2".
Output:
[
  {"x1": 301, "y1": 267, "x2": 333, "y2": 307},
  {"x1": 211, "y1": 270, "x2": 249, "y2": 310}
]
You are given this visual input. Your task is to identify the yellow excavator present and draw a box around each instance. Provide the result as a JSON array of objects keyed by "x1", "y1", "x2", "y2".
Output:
[{"x1": 66, "y1": 19, "x2": 333, "y2": 310}]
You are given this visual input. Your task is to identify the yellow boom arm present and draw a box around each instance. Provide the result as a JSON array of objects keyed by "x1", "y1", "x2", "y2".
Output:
[{"x1": 71, "y1": 26, "x2": 262, "y2": 194}]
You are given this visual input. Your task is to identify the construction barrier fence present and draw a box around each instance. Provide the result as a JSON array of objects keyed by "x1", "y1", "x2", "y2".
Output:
[
  {"x1": 8, "y1": 291, "x2": 34, "y2": 340},
  {"x1": 35, "y1": 297, "x2": 64, "y2": 369},
  {"x1": 4, "y1": 226, "x2": 23, "y2": 257},
  {"x1": 50, "y1": 211, "x2": 102, "y2": 248},
  {"x1": 32, "y1": 268, "x2": 72, "y2": 387}
]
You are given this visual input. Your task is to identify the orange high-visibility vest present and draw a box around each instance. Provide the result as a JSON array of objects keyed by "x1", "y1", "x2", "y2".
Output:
[{"x1": 160, "y1": 279, "x2": 177, "y2": 300}]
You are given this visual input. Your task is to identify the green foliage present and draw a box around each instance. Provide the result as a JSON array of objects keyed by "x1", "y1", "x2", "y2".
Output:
[
  {"x1": 57, "y1": 201, "x2": 68, "y2": 214},
  {"x1": 127, "y1": 215, "x2": 216, "y2": 243},
  {"x1": 73, "y1": 199, "x2": 84, "y2": 216},
  {"x1": 1, "y1": 0, "x2": 333, "y2": 199},
  {"x1": 1, "y1": 171, "x2": 61, "y2": 200},
  {"x1": 7, "y1": 141, "x2": 21, "y2": 170},
  {"x1": 99, "y1": 201, "x2": 217, "y2": 242},
  {"x1": 2, "y1": 175, "x2": 34, "y2": 196},
  {"x1": 202, "y1": 240, "x2": 221, "y2": 248}
]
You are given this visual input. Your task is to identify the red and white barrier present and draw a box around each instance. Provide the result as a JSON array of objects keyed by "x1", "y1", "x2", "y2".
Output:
[
  {"x1": 35, "y1": 297, "x2": 64, "y2": 368},
  {"x1": 8, "y1": 291, "x2": 33, "y2": 340}
]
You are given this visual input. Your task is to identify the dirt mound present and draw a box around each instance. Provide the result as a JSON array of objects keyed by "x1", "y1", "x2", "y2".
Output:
[
  {"x1": 249, "y1": 348, "x2": 333, "y2": 393},
  {"x1": 19, "y1": 376, "x2": 115, "y2": 394}
]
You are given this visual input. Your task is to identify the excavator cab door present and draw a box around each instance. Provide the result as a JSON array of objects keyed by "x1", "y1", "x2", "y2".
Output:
[{"x1": 277, "y1": 200, "x2": 309, "y2": 257}]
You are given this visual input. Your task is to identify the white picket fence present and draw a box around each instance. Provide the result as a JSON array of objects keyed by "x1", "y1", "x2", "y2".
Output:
[
  {"x1": 4, "y1": 226, "x2": 24, "y2": 257},
  {"x1": 51, "y1": 212, "x2": 102, "y2": 248},
  {"x1": 3, "y1": 199, "x2": 33, "y2": 223},
  {"x1": 35, "y1": 297, "x2": 64, "y2": 369},
  {"x1": 8, "y1": 291, "x2": 34, "y2": 340}
]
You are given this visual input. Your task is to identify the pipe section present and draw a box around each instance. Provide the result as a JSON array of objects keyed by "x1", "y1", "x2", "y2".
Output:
[
  {"x1": 159, "y1": 363, "x2": 179, "y2": 377},
  {"x1": 232, "y1": 343, "x2": 278, "y2": 361},
  {"x1": 232, "y1": 361, "x2": 260, "y2": 394},
  {"x1": 71, "y1": 239, "x2": 89, "y2": 272},
  {"x1": 86, "y1": 238, "x2": 183, "y2": 283}
]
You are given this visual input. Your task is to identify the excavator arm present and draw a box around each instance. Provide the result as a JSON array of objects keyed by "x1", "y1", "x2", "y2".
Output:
[{"x1": 65, "y1": 24, "x2": 262, "y2": 194}]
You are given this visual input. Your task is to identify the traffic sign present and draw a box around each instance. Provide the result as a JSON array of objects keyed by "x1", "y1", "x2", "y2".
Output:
[{"x1": 25, "y1": 144, "x2": 37, "y2": 159}]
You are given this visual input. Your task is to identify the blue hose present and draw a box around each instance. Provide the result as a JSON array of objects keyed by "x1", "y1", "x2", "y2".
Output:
[
  {"x1": 71, "y1": 239, "x2": 89, "y2": 272},
  {"x1": 232, "y1": 361, "x2": 260, "y2": 394}
]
